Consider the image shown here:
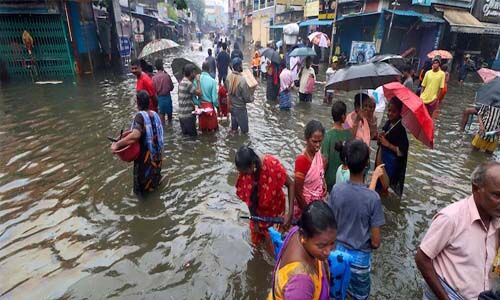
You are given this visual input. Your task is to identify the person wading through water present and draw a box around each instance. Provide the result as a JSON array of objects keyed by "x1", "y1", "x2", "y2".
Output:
[{"x1": 111, "y1": 91, "x2": 164, "y2": 198}]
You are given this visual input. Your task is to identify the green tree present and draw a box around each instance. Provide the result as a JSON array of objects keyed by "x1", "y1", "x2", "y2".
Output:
[
  {"x1": 188, "y1": 0, "x2": 205, "y2": 27},
  {"x1": 175, "y1": 0, "x2": 188, "y2": 10}
]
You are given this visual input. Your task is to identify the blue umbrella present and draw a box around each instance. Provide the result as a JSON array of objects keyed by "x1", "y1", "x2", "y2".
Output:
[{"x1": 289, "y1": 47, "x2": 316, "y2": 57}]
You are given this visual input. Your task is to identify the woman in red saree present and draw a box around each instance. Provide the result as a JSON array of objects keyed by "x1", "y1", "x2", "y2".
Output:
[{"x1": 235, "y1": 146, "x2": 294, "y2": 246}]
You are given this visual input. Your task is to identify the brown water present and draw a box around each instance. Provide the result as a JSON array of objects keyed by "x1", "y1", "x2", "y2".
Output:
[{"x1": 0, "y1": 42, "x2": 498, "y2": 299}]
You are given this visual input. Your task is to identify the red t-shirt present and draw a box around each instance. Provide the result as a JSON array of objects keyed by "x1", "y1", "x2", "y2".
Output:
[
  {"x1": 294, "y1": 154, "x2": 312, "y2": 181},
  {"x1": 136, "y1": 72, "x2": 158, "y2": 112}
]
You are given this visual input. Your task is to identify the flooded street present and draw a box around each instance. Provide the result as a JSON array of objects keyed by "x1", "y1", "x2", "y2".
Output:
[{"x1": 0, "y1": 42, "x2": 498, "y2": 299}]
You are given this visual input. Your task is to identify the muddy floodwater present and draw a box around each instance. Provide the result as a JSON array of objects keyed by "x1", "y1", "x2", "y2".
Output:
[{"x1": 0, "y1": 41, "x2": 498, "y2": 299}]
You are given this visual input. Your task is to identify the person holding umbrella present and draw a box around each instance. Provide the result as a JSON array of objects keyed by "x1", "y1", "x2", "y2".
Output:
[
  {"x1": 375, "y1": 97, "x2": 408, "y2": 196},
  {"x1": 298, "y1": 56, "x2": 316, "y2": 102}
]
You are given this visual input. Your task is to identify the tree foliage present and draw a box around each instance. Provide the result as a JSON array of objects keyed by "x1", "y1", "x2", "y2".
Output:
[
  {"x1": 188, "y1": 0, "x2": 205, "y2": 26},
  {"x1": 176, "y1": 0, "x2": 188, "y2": 10}
]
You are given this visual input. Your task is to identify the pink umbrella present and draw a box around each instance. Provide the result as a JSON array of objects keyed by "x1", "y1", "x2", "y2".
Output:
[
  {"x1": 427, "y1": 50, "x2": 452, "y2": 59},
  {"x1": 383, "y1": 82, "x2": 434, "y2": 148},
  {"x1": 477, "y1": 68, "x2": 500, "y2": 83},
  {"x1": 308, "y1": 32, "x2": 331, "y2": 48}
]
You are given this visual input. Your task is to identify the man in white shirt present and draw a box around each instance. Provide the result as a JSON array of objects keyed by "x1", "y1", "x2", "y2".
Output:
[{"x1": 298, "y1": 56, "x2": 315, "y2": 102}]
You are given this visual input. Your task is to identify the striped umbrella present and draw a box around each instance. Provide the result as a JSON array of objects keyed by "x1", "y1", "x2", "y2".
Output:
[
  {"x1": 308, "y1": 32, "x2": 331, "y2": 48},
  {"x1": 138, "y1": 39, "x2": 180, "y2": 58}
]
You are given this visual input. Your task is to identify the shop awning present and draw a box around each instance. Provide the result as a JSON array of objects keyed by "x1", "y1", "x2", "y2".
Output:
[
  {"x1": 385, "y1": 9, "x2": 445, "y2": 23},
  {"x1": 336, "y1": 12, "x2": 380, "y2": 22},
  {"x1": 434, "y1": 5, "x2": 485, "y2": 34},
  {"x1": 482, "y1": 22, "x2": 500, "y2": 35},
  {"x1": 299, "y1": 18, "x2": 334, "y2": 27}
]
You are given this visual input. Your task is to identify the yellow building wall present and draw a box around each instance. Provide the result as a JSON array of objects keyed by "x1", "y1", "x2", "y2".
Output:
[
  {"x1": 252, "y1": 14, "x2": 270, "y2": 45},
  {"x1": 276, "y1": 0, "x2": 306, "y2": 6},
  {"x1": 304, "y1": 1, "x2": 319, "y2": 17}
]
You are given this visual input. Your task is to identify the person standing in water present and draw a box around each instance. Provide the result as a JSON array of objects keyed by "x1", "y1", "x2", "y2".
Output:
[
  {"x1": 205, "y1": 48, "x2": 217, "y2": 79},
  {"x1": 198, "y1": 62, "x2": 219, "y2": 132},
  {"x1": 216, "y1": 43, "x2": 231, "y2": 85},
  {"x1": 152, "y1": 59, "x2": 174, "y2": 125},
  {"x1": 321, "y1": 101, "x2": 353, "y2": 192},
  {"x1": 415, "y1": 162, "x2": 500, "y2": 300},
  {"x1": 111, "y1": 91, "x2": 164, "y2": 198},
  {"x1": 177, "y1": 64, "x2": 202, "y2": 136},
  {"x1": 131, "y1": 59, "x2": 158, "y2": 112},
  {"x1": 269, "y1": 201, "x2": 336, "y2": 300},
  {"x1": 298, "y1": 56, "x2": 316, "y2": 102},
  {"x1": 328, "y1": 139, "x2": 385, "y2": 300},
  {"x1": 420, "y1": 56, "x2": 445, "y2": 116},
  {"x1": 226, "y1": 58, "x2": 254, "y2": 134},
  {"x1": 376, "y1": 97, "x2": 408, "y2": 196},
  {"x1": 278, "y1": 65, "x2": 294, "y2": 110},
  {"x1": 235, "y1": 146, "x2": 295, "y2": 247},
  {"x1": 294, "y1": 120, "x2": 327, "y2": 219}
]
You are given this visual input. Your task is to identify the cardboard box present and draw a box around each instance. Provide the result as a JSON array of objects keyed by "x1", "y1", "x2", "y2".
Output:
[{"x1": 242, "y1": 69, "x2": 258, "y2": 90}]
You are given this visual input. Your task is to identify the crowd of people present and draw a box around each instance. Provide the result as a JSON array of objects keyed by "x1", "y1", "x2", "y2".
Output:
[{"x1": 109, "y1": 39, "x2": 500, "y2": 299}]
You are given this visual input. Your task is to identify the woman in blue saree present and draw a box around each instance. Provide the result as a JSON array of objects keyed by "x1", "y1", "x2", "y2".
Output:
[{"x1": 376, "y1": 97, "x2": 409, "y2": 197}]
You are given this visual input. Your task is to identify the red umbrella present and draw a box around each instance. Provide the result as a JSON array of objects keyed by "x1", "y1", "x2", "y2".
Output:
[{"x1": 383, "y1": 82, "x2": 434, "y2": 148}]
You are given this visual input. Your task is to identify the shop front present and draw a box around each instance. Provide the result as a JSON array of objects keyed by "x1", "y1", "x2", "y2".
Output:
[
  {"x1": 381, "y1": 9, "x2": 445, "y2": 69},
  {"x1": 472, "y1": 0, "x2": 500, "y2": 69},
  {"x1": 434, "y1": 5, "x2": 485, "y2": 69}
]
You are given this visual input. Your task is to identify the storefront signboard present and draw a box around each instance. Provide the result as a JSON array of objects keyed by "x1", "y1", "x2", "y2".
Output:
[{"x1": 473, "y1": 0, "x2": 500, "y2": 23}]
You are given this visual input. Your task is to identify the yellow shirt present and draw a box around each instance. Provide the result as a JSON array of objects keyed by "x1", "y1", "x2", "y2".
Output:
[{"x1": 420, "y1": 69, "x2": 445, "y2": 104}]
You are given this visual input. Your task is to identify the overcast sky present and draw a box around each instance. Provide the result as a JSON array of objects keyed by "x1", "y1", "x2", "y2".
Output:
[{"x1": 205, "y1": 0, "x2": 228, "y2": 11}]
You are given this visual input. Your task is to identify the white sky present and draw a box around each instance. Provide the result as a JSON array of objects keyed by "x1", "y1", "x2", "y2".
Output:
[{"x1": 205, "y1": 0, "x2": 228, "y2": 12}]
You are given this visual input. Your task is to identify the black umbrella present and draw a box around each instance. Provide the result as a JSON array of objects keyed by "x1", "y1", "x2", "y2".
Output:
[
  {"x1": 476, "y1": 77, "x2": 500, "y2": 108},
  {"x1": 325, "y1": 62, "x2": 402, "y2": 91},
  {"x1": 259, "y1": 47, "x2": 281, "y2": 64},
  {"x1": 171, "y1": 58, "x2": 201, "y2": 83},
  {"x1": 369, "y1": 54, "x2": 404, "y2": 63}
]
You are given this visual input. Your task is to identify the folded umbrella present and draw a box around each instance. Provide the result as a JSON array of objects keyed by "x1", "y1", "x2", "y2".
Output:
[
  {"x1": 475, "y1": 77, "x2": 500, "y2": 108},
  {"x1": 259, "y1": 47, "x2": 282, "y2": 64},
  {"x1": 171, "y1": 58, "x2": 201, "y2": 83},
  {"x1": 383, "y1": 82, "x2": 434, "y2": 148},
  {"x1": 326, "y1": 62, "x2": 401, "y2": 91},
  {"x1": 138, "y1": 39, "x2": 180, "y2": 58},
  {"x1": 477, "y1": 68, "x2": 500, "y2": 84},
  {"x1": 289, "y1": 47, "x2": 316, "y2": 58}
]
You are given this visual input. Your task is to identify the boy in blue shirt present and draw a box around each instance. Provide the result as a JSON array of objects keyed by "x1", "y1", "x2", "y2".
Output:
[{"x1": 328, "y1": 139, "x2": 385, "y2": 300}]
